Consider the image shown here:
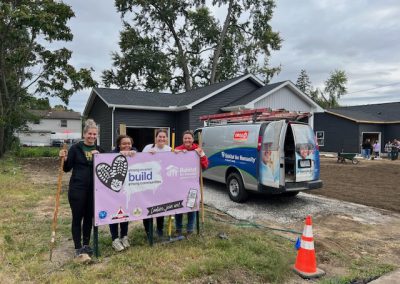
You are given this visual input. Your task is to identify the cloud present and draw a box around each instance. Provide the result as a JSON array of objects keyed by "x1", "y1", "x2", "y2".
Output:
[{"x1": 52, "y1": 0, "x2": 400, "y2": 112}]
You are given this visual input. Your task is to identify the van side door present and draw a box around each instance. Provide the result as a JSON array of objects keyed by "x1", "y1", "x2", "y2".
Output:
[
  {"x1": 291, "y1": 123, "x2": 319, "y2": 182},
  {"x1": 259, "y1": 121, "x2": 285, "y2": 188}
]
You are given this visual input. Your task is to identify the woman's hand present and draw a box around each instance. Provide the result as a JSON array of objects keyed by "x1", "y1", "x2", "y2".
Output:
[
  {"x1": 59, "y1": 149, "x2": 68, "y2": 160},
  {"x1": 120, "y1": 150, "x2": 136, "y2": 157},
  {"x1": 174, "y1": 149, "x2": 187, "y2": 153},
  {"x1": 194, "y1": 148, "x2": 205, "y2": 157},
  {"x1": 91, "y1": 150, "x2": 100, "y2": 155}
]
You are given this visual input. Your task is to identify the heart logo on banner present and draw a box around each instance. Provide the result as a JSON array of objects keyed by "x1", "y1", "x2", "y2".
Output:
[{"x1": 96, "y1": 155, "x2": 128, "y2": 192}]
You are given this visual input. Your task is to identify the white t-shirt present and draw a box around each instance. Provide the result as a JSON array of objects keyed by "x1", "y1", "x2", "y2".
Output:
[{"x1": 142, "y1": 144, "x2": 172, "y2": 153}]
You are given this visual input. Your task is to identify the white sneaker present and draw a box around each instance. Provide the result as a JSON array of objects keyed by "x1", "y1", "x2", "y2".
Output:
[
  {"x1": 121, "y1": 236, "x2": 130, "y2": 248},
  {"x1": 112, "y1": 238, "x2": 125, "y2": 252}
]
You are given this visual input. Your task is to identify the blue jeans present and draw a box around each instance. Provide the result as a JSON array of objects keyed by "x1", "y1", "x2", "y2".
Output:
[
  {"x1": 175, "y1": 212, "x2": 196, "y2": 233},
  {"x1": 362, "y1": 149, "x2": 371, "y2": 159}
]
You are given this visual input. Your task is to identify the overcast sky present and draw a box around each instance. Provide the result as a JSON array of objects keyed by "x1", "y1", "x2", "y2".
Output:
[{"x1": 51, "y1": 0, "x2": 400, "y2": 113}]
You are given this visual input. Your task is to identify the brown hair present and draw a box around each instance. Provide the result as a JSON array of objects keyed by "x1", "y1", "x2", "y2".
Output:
[
  {"x1": 152, "y1": 128, "x2": 168, "y2": 147},
  {"x1": 182, "y1": 130, "x2": 194, "y2": 138}
]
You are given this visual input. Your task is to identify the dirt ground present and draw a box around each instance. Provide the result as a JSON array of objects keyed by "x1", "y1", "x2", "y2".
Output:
[
  {"x1": 20, "y1": 157, "x2": 400, "y2": 282},
  {"x1": 21, "y1": 156, "x2": 400, "y2": 212},
  {"x1": 311, "y1": 157, "x2": 400, "y2": 212}
]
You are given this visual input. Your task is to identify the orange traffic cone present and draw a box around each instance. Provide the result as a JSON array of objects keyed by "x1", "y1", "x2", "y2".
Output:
[{"x1": 293, "y1": 215, "x2": 325, "y2": 278}]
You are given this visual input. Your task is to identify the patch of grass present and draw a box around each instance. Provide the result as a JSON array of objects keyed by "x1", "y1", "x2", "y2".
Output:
[
  {"x1": 0, "y1": 156, "x2": 296, "y2": 283},
  {"x1": 13, "y1": 146, "x2": 59, "y2": 158},
  {"x1": 1, "y1": 156, "x2": 397, "y2": 283}
]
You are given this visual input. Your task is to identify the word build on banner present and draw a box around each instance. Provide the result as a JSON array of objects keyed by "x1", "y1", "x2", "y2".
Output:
[{"x1": 94, "y1": 151, "x2": 200, "y2": 226}]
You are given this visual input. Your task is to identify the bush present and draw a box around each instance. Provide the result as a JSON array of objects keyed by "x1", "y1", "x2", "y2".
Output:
[{"x1": 13, "y1": 147, "x2": 59, "y2": 158}]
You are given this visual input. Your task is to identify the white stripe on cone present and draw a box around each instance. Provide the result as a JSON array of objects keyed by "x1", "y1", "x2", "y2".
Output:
[
  {"x1": 300, "y1": 239, "x2": 315, "y2": 250},
  {"x1": 303, "y1": 225, "x2": 313, "y2": 237}
]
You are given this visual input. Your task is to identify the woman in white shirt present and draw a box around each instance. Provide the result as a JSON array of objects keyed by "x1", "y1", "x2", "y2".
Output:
[{"x1": 142, "y1": 129, "x2": 171, "y2": 238}]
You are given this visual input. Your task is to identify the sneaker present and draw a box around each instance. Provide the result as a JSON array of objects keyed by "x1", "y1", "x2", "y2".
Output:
[
  {"x1": 74, "y1": 248, "x2": 91, "y2": 264},
  {"x1": 82, "y1": 245, "x2": 93, "y2": 256},
  {"x1": 121, "y1": 236, "x2": 130, "y2": 248},
  {"x1": 74, "y1": 253, "x2": 91, "y2": 264},
  {"x1": 112, "y1": 238, "x2": 125, "y2": 252},
  {"x1": 186, "y1": 231, "x2": 193, "y2": 239},
  {"x1": 175, "y1": 230, "x2": 182, "y2": 237}
]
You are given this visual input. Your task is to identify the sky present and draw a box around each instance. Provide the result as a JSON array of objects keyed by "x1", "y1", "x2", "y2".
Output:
[{"x1": 50, "y1": 0, "x2": 400, "y2": 113}]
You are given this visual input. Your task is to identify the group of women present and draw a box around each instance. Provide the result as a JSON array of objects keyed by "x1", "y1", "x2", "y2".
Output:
[{"x1": 59, "y1": 119, "x2": 208, "y2": 260}]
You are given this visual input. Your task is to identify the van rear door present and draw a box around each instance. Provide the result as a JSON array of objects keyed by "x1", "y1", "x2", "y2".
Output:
[
  {"x1": 259, "y1": 121, "x2": 285, "y2": 188},
  {"x1": 291, "y1": 123, "x2": 320, "y2": 182}
]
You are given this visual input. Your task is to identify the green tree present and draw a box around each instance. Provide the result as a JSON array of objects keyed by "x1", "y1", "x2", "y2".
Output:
[
  {"x1": 0, "y1": 0, "x2": 97, "y2": 157},
  {"x1": 295, "y1": 69, "x2": 348, "y2": 109},
  {"x1": 103, "y1": 0, "x2": 282, "y2": 92},
  {"x1": 323, "y1": 69, "x2": 347, "y2": 108},
  {"x1": 296, "y1": 69, "x2": 312, "y2": 95}
]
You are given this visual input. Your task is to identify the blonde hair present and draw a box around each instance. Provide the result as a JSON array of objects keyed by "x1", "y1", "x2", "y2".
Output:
[{"x1": 83, "y1": 119, "x2": 98, "y2": 134}]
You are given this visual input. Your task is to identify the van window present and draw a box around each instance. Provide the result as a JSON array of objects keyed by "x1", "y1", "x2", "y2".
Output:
[
  {"x1": 291, "y1": 124, "x2": 316, "y2": 159},
  {"x1": 262, "y1": 122, "x2": 283, "y2": 151}
]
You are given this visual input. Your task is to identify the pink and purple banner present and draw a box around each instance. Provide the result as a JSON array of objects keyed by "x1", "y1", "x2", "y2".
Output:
[{"x1": 93, "y1": 151, "x2": 200, "y2": 226}]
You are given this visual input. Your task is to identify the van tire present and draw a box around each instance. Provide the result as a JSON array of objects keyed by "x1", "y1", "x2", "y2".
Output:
[{"x1": 227, "y1": 173, "x2": 248, "y2": 203}]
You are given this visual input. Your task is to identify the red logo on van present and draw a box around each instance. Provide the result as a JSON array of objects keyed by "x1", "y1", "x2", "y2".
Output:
[{"x1": 234, "y1": 131, "x2": 249, "y2": 141}]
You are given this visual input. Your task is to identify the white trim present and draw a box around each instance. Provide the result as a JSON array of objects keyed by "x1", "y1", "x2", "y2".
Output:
[
  {"x1": 83, "y1": 89, "x2": 110, "y2": 116},
  {"x1": 186, "y1": 74, "x2": 264, "y2": 109},
  {"x1": 108, "y1": 104, "x2": 190, "y2": 112}
]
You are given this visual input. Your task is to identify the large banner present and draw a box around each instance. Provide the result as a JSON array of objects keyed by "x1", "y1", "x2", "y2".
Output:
[{"x1": 93, "y1": 151, "x2": 200, "y2": 226}]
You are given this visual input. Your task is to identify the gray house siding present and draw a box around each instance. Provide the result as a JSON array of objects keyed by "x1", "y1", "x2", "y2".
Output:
[
  {"x1": 87, "y1": 96, "x2": 112, "y2": 150},
  {"x1": 188, "y1": 79, "x2": 260, "y2": 130},
  {"x1": 314, "y1": 113, "x2": 359, "y2": 152},
  {"x1": 174, "y1": 111, "x2": 190, "y2": 145},
  {"x1": 384, "y1": 124, "x2": 400, "y2": 144}
]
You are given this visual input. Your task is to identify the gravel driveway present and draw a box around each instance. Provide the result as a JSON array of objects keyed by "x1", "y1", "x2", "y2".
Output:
[{"x1": 203, "y1": 180, "x2": 397, "y2": 226}]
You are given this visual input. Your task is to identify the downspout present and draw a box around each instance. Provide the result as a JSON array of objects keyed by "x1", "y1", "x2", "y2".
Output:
[{"x1": 111, "y1": 106, "x2": 115, "y2": 149}]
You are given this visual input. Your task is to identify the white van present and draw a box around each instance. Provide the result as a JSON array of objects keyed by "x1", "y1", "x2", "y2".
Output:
[{"x1": 195, "y1": 120, "x2": 322, "y2": 202}]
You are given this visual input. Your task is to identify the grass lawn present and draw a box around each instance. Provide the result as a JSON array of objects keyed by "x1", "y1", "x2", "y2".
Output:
[{"x1": 0, "y1": 156, "x2": 296, "y2": 283}]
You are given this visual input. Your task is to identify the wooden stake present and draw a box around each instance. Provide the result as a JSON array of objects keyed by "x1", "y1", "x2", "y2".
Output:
[
  {"x1": 49, "y1": 144, "x2": 67, "y2": 261},
  {"x1": 199, "y1": 133, "x2": 205, "y2": 224}
]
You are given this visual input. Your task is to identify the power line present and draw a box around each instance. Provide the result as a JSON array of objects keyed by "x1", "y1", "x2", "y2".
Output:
[{"x1": 347, "y1": 82, "x2": 400, "y2": 94}]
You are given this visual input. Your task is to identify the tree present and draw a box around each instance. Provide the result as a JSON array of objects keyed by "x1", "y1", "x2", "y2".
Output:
[
  {"x1": 103, "y1": 0, "x2": 282, "y2": 92},
  {"x1": 295, "y1": 69, "x2": 348, "y2": 109},
  {"x1": 296, "y1": 69, "x2": 312, "y2": 95},
  {"x1": 0, "y1": 0, "x2": 97, "y2": 157},
  {"x1": 323, "y1": 70, "x2": 347, "y2": 108}
]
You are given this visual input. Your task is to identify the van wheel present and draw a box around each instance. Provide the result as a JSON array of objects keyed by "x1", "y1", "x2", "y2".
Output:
[{"x1": 227, "y1": 173, "x2": 248, "y2": 203}]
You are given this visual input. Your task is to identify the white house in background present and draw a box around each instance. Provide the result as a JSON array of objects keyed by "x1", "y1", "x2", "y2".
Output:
[{"x1": 17, "y1": 110, "x2": 82, "y2": 146}]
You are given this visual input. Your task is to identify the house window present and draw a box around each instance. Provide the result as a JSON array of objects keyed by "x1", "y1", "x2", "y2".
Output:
[
  {"x1": 60, "y1": 119, "x2": 67, "y2": 127},
  {"x1": 316, "y1": 131, "x2": 324, "y2": 147}
]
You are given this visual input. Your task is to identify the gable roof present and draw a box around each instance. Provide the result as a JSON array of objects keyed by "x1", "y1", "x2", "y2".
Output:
[
  {"x1": 326, "y1": 102, "x2": 400, "y2": 123},
  {"x1": 221, "y1": 80, "x2": 323, "y2": 112},
  {"x1": 30, "y1": 110, "x2": 81, "y2": 120},
  {"x1": 83, "y1": 74, "x2": 263, "y2": 115}
]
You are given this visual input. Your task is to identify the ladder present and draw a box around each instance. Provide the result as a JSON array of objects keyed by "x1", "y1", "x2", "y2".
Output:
[{"x1": 199, "y1": 108, "x2": 311, "y2": 126}]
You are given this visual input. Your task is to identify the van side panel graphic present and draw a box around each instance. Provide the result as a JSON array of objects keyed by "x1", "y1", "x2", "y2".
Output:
[{"x1": 206, "y1": 147, "x2": 258, "y2": 178}]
